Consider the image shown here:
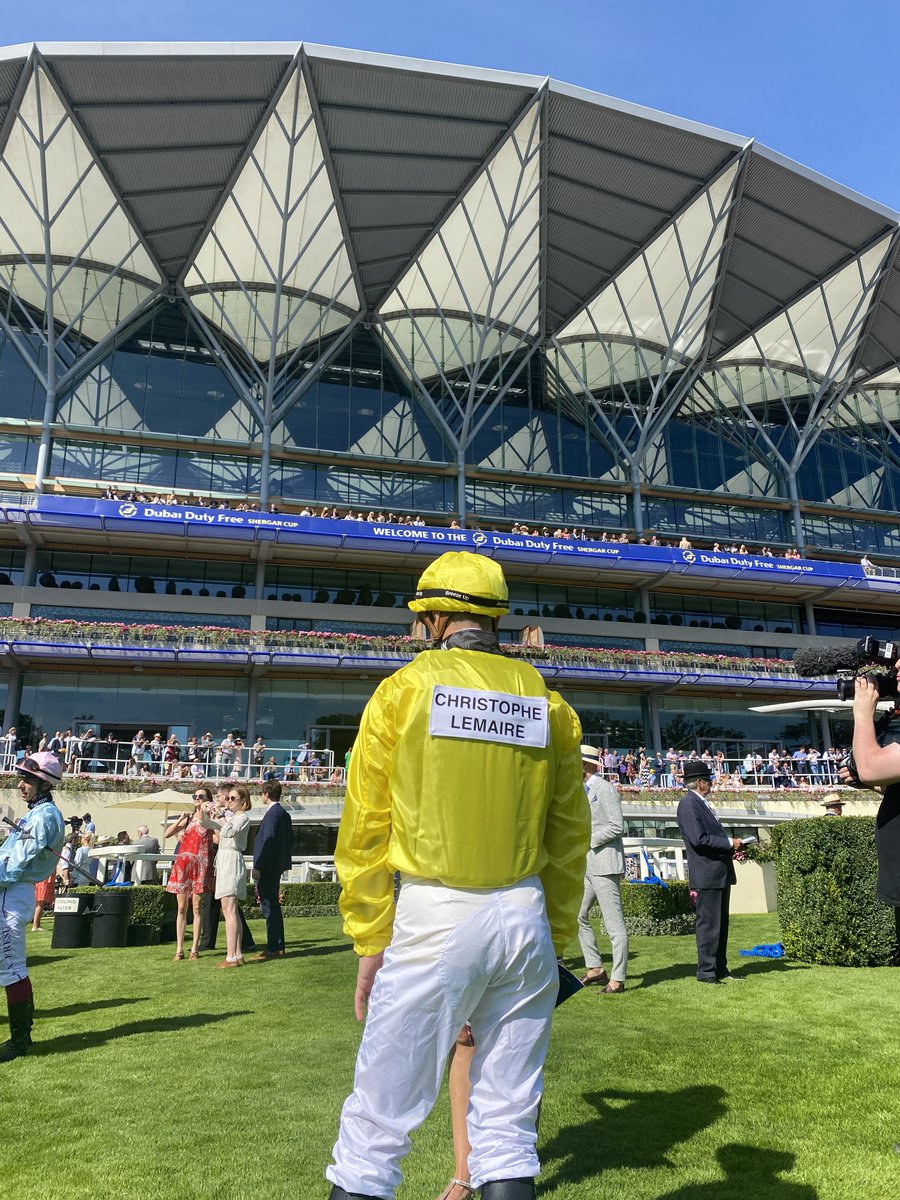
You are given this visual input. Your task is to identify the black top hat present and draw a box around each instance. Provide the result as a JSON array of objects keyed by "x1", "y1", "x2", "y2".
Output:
[{"x1": 682, "y1": 760, "x2": 712, "y2": 782}]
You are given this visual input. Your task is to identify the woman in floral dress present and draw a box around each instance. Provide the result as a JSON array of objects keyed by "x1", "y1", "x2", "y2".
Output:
[{"x1": 165, "y1": 787, "x2": 215, "y2": 960}]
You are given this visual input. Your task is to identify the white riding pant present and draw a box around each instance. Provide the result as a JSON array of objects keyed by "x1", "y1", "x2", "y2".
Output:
[
  {"x1": 0, "y1": 882, "x2": 34, "y2": 987},
  {"x1": 327, "y1": 874, "x2": 557, "y2": 1198}
]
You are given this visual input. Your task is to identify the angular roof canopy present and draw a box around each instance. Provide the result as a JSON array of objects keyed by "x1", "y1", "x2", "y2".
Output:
[{"x1": 0, "y1": 40, "x2": 898, "y2": 383}]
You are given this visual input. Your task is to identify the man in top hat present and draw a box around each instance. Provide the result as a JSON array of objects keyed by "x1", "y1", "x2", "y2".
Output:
[
  {"x1": 676, "y1": 759, "x2": 745, "y2": 984},
  {"x1": 820, "y1": 793, "x2": 845, "y2": 817},
  {"x1": 578, "y1": 746, "x2": 628, "y2": 993}
]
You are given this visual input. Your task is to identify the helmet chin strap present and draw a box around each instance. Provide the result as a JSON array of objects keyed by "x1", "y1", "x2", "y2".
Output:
[{"x1": 422, "y1": 612, "x2": 452, "y2": 644}]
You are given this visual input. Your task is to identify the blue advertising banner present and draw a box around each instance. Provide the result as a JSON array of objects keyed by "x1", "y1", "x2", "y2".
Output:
[{"x1": 4, "y1": 495, "x2": 871, "y2": 587}]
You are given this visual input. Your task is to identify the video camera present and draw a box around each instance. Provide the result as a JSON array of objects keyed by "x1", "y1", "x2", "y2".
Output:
[
  {"x1": 793, "y1": 637, "x2": 900, "y2": 702},
  {"x1": 793, "y1": 638, "x2": 900, "y2": 787}
]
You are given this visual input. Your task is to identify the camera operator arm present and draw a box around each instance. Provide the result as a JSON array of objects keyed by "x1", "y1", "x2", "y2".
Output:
[{"x1": 852, "y1": 678, "x2": 900, "y2": 785}]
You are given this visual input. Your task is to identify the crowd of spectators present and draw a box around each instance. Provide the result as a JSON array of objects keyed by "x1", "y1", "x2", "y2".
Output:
[
  {"x1": 597, "y1": 744, "x2": 848, "y2": 789},
  {"x1": 102, "y1": 487, "x2": 279, "y2": 514},
  {"x1": 88, "y1": 483, "x2": 817, "y2": 560},
  {"x1": 2, "y1": 723, "x2": 845, "y2": 792},
  {"x1": 0, "y1": 726, "x2": 343, "y2": 784}
]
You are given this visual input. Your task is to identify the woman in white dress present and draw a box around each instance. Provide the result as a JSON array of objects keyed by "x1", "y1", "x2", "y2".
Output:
[{"x1": 201, "y1": 784, "x2": 251, "y2": 968}]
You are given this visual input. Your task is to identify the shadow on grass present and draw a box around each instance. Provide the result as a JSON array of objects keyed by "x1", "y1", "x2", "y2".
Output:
[
  {"x1": 285, "y1": 941, "x2": 351, "y2": 959},
  {"x1": 540, "y1": 1085, "x2": 727, "y2": 1187},
  {"x1": 27, "y1": 955, "x2": 72, "y2": 967},
  {"x1": 629, "y1": 954, "x2": 811, "y2": 989},
  {"x1": 654, "y1": 1143, "x2": 817, "y2": 1199},
  {"x1": 631, "y1": 962, "x2": 698, "y2": 988},
  {"x1": 40, "y1": 996, "x2": 150, "y2": 1018},
  {"x1": 735, "y1": 958, "x2": 810, "y2": 976},
  {"x1": 30, "y1": 1010, "x2": 251, "y2": 1057}
]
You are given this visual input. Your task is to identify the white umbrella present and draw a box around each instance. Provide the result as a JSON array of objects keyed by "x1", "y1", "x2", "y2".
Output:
[
  {"x1": 106, "y1": 787, "x2": 200, "y2": 845},
  {"x1": 106, "y1": 788, "x2": 197, "y2": 812}
]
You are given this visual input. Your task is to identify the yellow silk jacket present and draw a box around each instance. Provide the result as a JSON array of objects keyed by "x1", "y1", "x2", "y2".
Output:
[{"x1": 336, "y1": 647, "x2": 589, "y2": 956}]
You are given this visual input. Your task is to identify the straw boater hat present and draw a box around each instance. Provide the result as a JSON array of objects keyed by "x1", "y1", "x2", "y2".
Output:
[
  {"x1": 581, "y1": 745, "x2": 602, "y2": 766},
  {"x1": 820, "y1": 793, "x2": 845, "y2": 812}
]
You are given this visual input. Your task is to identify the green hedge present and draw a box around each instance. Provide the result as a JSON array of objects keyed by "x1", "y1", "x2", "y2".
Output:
[
  {"x1": 239, "y1": 881, "x2": 341, "y2": 918},
  {"x1": 583, "y1": 879, "x2": 695, "y2": 935},
  {"x1": 773, "y1": 816, "x2": 895, "y2": 967},
  {"x1": 69, "y1": 885, "x2": 176, "y2": 929}
]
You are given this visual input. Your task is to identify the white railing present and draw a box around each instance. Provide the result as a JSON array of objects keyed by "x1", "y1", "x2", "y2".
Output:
[{"x1": 62, "y1": 744, "x2": 342, "y2": 783}]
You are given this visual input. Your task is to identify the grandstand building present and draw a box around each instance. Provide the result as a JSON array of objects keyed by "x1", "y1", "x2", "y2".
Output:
[{"x1": 1, "y1": 41, "x2": 900, "y2": 761}]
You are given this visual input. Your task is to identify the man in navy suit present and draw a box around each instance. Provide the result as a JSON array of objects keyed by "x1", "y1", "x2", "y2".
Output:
[
  {"x1": 676, "y1": 760, "x2": 745, "y2": 983},
  {"x1": 251, "y1": 778, "x2": 294, "y2": 960}
]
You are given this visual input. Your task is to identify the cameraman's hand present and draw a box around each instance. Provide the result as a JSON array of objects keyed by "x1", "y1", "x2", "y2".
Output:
[
  {"x1": 731, "y1": 838, "x2": 743, "y2": 850},
  {"x1": 853, "y1": 676, "x2": 881, "y2": 721},
  {"x1": 852, "y1": 676, "x2": 900, "y2": 786}
]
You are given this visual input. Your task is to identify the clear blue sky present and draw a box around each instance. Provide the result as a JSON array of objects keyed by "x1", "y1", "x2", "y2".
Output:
[{"x1": 7, "y1": 0, "x2": 900, "y2": 210}]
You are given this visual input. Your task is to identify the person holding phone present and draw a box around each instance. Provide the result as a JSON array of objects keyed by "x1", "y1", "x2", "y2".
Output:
[
  {"x1": 165, "y1": 787, "x2": 215, "y2": 961},
  {"x1": 201, "y1": 784, "x2": 251, "y2": 968}
]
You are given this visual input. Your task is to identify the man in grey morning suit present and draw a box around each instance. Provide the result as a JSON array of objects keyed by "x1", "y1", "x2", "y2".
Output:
[
  {"x1": 676, "y1": 759, "x2": 745, "y2": 983},
  {"x1": 578, "y1": 745, "x2": 629, "y2": 994}
]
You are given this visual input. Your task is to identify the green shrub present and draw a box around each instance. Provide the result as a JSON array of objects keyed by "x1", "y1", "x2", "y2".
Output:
[
  {"x1": 592, "y1": 879, "x2": 697, "y2": 935},
  {"x1": 68, "y1": 885, "x2": 176, "y2": 930},
  {"x1": 774, "y1": 816, "x2": 895, "y2": 966},
  {"x1": 130, "y1": 886, "x2": 177, "y2": 930},
  {"x1": 244, "y1": 905, "x2": 340, "y2": 919},
  {"x1": 239, "y1": 880, "x2": 341, "y2": 917}
]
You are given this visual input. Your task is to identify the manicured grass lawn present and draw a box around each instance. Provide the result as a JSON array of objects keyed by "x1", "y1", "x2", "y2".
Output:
[{"x1": 4, "y1": 914, "x2": 899, "y2": 1199}]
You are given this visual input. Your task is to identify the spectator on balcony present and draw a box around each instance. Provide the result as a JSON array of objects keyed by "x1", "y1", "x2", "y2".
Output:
[
  {"x1": 678, "y1": 535, "x2": 692, "y2": 550},
  {"x1": 217, "y1": 733, "x2": 235, "y2": 777},
  {"x1": 861, "y1": 554, "x2": 875, "y2": 574},
  {"x1": 805, "y1": 746, "x2": 820, "y2": 778},
  {"x1": 232, "y1": 736, "x2": 245, "y2": 778},
  {"x1": 792, "y1": 746, "x2": 808, "y2": 777},
  {"x1": 251, "y1": 737, "x2": 267, "y2": 777},
  {"x1": 148, "y1": 733, "x2": 164, "y2": 772},
  {"x1": 2, "y1": 727, "x2": 17, "y2": 770},
  {"x1": 103, "y1": 732, "x2": 118, "y2": 770},
  {"x1": 78, "y1": 730, "x2": 97, "y2": 773},
  {"x1": 163, "y1": 735, "x2": 181, "y2": 777}
]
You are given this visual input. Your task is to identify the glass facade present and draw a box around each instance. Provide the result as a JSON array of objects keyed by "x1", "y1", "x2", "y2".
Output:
[
  {"x1": 33, "y1": 553, "x2": 255, "y2": 598},
  {"x1": 651, "y1": 595, "x2": 802, "y2": 634},
  {"x1": 656, "y1": 696, "x2": 816, "y2": 753},
  {"x1": 18, "y1": 671, "x2": 249, "y2": 746}
]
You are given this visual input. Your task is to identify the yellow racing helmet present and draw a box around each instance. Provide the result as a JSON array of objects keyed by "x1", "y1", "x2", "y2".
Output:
[{"x1": 408, "y1": 551, "x2": 509, "y2": 618}]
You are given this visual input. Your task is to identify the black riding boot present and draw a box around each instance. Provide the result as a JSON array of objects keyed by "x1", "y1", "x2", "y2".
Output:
[
  {"x1": 480, "y1": 1179, "x2": 536, "y2": 1199},
  {"x1": 328, "y1": 1187, "x2": 388, "y2": 1200},
  {"x1": 0, "y1": 999, "x2": 34, "y2": 1062}
]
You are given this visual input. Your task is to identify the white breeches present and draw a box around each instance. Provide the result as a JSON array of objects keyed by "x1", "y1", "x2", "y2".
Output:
[
  {"x1": 327, "y1": 874, "x2": 557, "y2": 1199},
  {"x1": 0, "y1": 882, "x2": 34, "y2": 987}
]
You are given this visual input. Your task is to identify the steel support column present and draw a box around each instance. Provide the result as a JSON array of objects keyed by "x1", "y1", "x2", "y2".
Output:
[
  {"x1": 245, "y1": 670, "x2": 261, "y2": 748},
  {"x1": 787, "y1": 469, "x2": 804, "y2": 551},
  {"x1": 3, "y1": 663, "x2": 23, "y2": 729},
  {"x1": 647, "y1": 693, "x2": 662, "y2": 753}
]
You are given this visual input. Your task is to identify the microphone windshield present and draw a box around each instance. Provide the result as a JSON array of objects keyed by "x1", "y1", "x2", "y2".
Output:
[{"x1": 792, "y1": 646, "x2": 861, "y2": 677}]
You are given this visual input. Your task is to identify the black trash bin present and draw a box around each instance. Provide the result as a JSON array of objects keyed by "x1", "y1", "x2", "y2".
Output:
[
  {"x1": 51, "y1": 893, "x2": 95, "y2": 949},
  {"x1": 90, "y1": 887, "x2": 135, "y2": 948}
]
